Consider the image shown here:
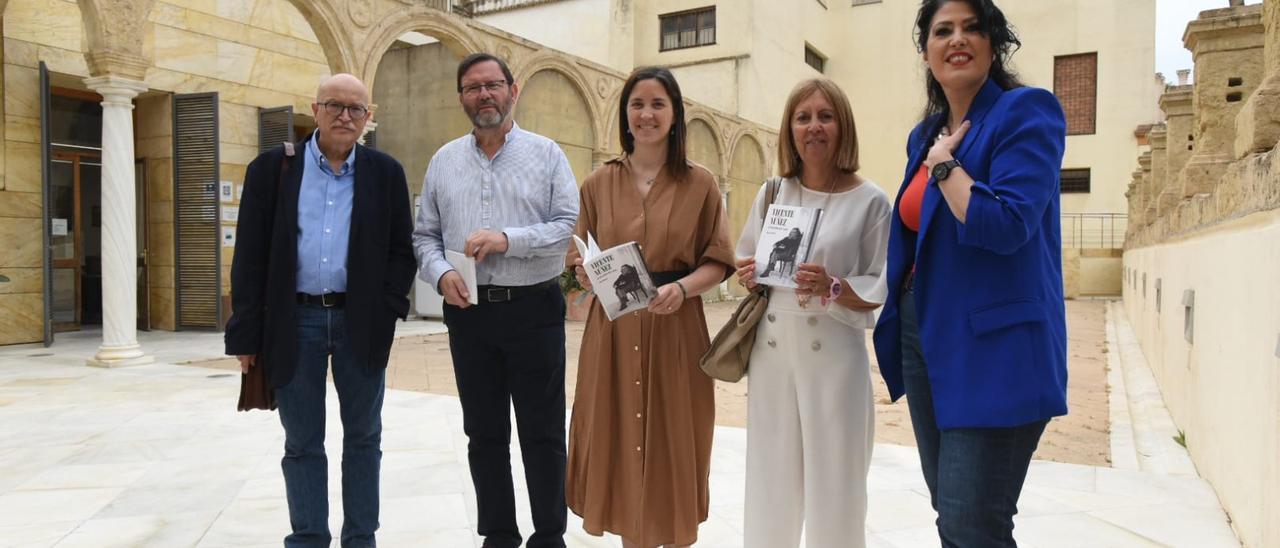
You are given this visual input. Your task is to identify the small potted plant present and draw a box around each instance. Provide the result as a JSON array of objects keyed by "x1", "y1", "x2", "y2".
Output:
[{"x1": 559, "y1": 268, "x2": 594, "y2": 322}]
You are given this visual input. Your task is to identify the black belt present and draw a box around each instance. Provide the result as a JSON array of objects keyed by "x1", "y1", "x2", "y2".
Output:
[
  {"x1": 478, "y1": 279, "x2": 557, "y2": 303},
  {"x1": 297, "y1": 292, "x2": 346, "y2": 308},
  {"x1": 651, "y1": 270, "x2": 691, "y2": 287}
]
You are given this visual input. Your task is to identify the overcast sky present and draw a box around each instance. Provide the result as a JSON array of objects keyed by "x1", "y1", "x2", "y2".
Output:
[{"x1": 1157, "y1": 0, "x2": 1255, "y2": 82}]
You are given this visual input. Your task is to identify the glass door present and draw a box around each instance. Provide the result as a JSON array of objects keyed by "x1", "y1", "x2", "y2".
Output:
[{"x1": 48, "y1": 151, "x2": 101, "y2": 332}]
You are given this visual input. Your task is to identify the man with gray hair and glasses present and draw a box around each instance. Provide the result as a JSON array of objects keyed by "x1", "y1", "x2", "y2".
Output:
[
  {"x1": 413, "y1": 53, "x2": 578, "y2": 548},
  {"x1": 226, "y1": 73, "x2": 416, "y2": 548}
]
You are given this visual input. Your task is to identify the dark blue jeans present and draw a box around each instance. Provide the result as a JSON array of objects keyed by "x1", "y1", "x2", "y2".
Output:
[
  {"x1": 443, "y1": 284, "x2": 567, "y2": 548},
  {"x1": 276, "y1": 304, "x2": 386, "y2": 548},
  {"x1": 899, "y1": 290, "x2": 1047, "y2": 548}
]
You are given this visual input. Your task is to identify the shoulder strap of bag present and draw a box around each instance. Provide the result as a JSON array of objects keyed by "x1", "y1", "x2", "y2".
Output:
[
  {"x1": 759, "y1": 176, "x2": 782, "y2": 223},
  {"x1": 751, "y1": 176, "x2": 783, "y2": 297}
]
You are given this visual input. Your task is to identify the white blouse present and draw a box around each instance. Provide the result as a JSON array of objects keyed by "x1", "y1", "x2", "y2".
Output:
[{"x1": 735, "y1": 177, "x2": 892, "y2": 329}]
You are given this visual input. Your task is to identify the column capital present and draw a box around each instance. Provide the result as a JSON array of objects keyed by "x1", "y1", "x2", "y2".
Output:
[
  {"x1": 85, "y1": 50, "x2": 150, "y2": 82},
  {"x1": 1183, "y1": 4, "x2": 1264, "y2": 56},
  {"x1": 359, "y1": 120, "x2": 378, "y2": 145},
  {"x1": 1149, "y1": 124, "x2": 1169, "y2": 150},
  {"x1": 1159, "y1": 85, "x2": 1194, "y2": 118},
  {"x1": 83, "y1": 75, "x2": 148, "y2": 107}
]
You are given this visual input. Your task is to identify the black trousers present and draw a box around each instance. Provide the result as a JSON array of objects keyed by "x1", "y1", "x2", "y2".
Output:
[{"x1": 443, "y1": 283, "x2": 567, "y2": 548}]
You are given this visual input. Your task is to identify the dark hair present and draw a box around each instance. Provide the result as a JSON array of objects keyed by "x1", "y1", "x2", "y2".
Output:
[
  {"x1": 456, "y1": 53, "x2": 515, "y2": 93},
  {"x1": 914, "y1": 0, "x2": 1023, "y2": 121},
  {"x1": 618, "y1": 66, "x2": 689, "y2": 178}
]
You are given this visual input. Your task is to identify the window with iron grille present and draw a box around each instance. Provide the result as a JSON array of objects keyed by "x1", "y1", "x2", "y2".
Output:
[
  {"x1": 805, "y1": 45, "x2": 826, "y2": 73},
  {"x1": 1060, "y1": 168, "x2": 1091, "y2": 193},
  {"x1": 1054, "y1": 53, "x2": 1097, "y2": 135},
  {"x1": 660, "y1": 7, "x2": 716, "y2": 51}
]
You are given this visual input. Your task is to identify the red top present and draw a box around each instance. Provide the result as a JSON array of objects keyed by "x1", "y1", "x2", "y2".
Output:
[{"x1": 899, "y1": 164, "x2": 929, "y2": 232}]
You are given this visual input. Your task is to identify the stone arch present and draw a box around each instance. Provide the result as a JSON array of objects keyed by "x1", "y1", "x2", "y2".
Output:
[
  {"x1": 685, "y1": 114, "x2": 723, "y2": 179},
  {"x1": 725, "y1": 133, "x2": 768, "y2": 296},
  {"x1": 517, "y1": 67, "x2": 598, "y2": 183},
  {"x1": 513, "y1": 53, "x2": 605, "y2": 145},
  {"x1": 277, "y1": 0, "x2": 360, "y2": 76},
  {"x1": 358, "y1": 7, "x2": 485, "y2": 93}
]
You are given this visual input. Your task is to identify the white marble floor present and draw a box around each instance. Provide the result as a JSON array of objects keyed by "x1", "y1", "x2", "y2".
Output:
[{"x1": 0, "y1": 318, "x2": 1241, "y2": 548}]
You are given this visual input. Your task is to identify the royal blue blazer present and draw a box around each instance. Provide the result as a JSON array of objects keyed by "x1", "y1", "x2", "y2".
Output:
[{"x1": 872, "y1": 78, "x2": 1069, "y2": 429}]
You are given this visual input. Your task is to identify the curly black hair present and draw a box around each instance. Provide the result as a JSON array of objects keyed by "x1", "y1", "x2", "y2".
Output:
[{"x1": 914, "y1": 0, "x2": 1024, "y2": 122}]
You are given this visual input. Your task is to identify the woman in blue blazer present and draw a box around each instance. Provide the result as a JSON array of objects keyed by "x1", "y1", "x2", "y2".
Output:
[{"x1": 872, "y1": 1, "x2": 1068, "y2": 546}]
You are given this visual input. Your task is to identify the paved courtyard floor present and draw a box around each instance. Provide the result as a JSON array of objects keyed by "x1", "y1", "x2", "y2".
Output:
[{"x1": 0, "y1": 303, "x2": 1241, "y2": 547}]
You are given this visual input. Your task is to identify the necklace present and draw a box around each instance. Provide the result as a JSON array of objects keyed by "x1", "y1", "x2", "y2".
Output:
[
  {"x1": 795, "y1": 175, "x2": 840, "y2": 308},
  {"x1": 644, "y1": 177, "x2": 655, "y2": 185}
]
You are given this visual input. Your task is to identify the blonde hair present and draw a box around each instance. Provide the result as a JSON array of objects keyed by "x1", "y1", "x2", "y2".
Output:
[{"x1": 776, "y1": 78, "x2": 860, "y2": 178}]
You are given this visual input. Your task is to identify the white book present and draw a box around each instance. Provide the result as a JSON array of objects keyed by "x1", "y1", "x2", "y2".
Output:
[
  {"x1": 753, "y1": 204, "x2": 823, "y2": 288},
  {"x1": 573, "y1": 233, "x2": 657, "y2": 321},
  {"x1": 444, "y1": 250, "x2": 479, "y2": 305}
]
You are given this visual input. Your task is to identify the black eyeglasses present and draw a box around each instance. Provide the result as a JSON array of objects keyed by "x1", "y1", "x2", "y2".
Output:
[
  {"x1": 460, "y1": 81, "x2": 509, "y2": 97},
  {"x1": 319, "y1": 101, "x2": 370, "y2": 120}
]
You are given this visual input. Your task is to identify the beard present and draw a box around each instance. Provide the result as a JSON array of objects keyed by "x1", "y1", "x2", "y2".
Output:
[{"x1": 467, "y1": 96, "x2": 512, "y2": 128}]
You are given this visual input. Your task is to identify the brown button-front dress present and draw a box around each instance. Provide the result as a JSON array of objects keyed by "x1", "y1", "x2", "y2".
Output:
[{"x1": 566, "y1": 158, "x2": 734, "y2": 546}]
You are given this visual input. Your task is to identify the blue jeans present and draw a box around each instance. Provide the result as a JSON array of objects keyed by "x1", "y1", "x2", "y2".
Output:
[
  {"x1": 899, "y1": 290, "x2": 1047, "y2": 548},
  {"x1": 276, "y1": 304, "x2": 386, "y2": 548}
]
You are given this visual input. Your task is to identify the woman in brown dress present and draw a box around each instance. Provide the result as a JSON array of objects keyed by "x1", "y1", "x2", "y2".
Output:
[{"x1": 566, "y1": 67, "x2": 734, "y2": 548}]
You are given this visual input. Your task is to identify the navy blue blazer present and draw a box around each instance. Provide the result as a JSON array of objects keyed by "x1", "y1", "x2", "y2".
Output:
[
  {"x1": 224, "y1": 135, "x2": 417, "y2": 388},
  {"x1": 872, "y1": 79, "x2": 1069, "y2": 429}
]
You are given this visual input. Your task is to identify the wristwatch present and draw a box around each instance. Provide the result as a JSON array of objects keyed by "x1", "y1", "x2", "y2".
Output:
[
  {"x1": 931, "y1": 159, "x2": 962, "y2": 182},
  {"x1": 823, "y1": 275, "x2": 843, "y2": 306}
]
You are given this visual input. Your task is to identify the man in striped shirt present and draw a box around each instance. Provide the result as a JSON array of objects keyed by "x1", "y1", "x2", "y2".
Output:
[{"x1": 411, "y1": 53, "x2": 578, "y2": 548}]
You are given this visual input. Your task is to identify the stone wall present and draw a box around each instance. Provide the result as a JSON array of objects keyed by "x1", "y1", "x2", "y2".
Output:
[{"x1": 1123, "y1": 3, "x2": 1279, "y2": 547}]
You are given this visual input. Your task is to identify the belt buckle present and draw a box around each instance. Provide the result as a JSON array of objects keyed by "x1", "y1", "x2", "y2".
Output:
[
  {"x1": 320, "y1": 293, "x2": 337, "y2": 307},
  {"x1": 485, "y1": 288, "x2": 511, "y2": 302}
]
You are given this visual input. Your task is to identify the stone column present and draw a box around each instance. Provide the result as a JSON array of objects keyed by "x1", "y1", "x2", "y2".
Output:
[
  {"x1": 591, "y1": 149, "x2": 613, "y2": 171},
  {"x1": 1126, "y1": 169, "x2": 1144, "y2": 243},
  {"x1": 1178, "y1": 4, "x2": 1264, "y2": 197},
  {"x1": 85, "y1": 75, "x2": 153, "y2": 368},
  {"x1": 1161, "y1": 85, "x2": 1195, "y2": 177},
  {"x1": 1138, "y1": 151, "x2": 1155, "y2": 225},
  {"x1": 1234, "y1": 0, "x2": 1280, "y2": 157},
  {"x1": 1149, "y1": 125, "x2": 1177, "y2": 218}
]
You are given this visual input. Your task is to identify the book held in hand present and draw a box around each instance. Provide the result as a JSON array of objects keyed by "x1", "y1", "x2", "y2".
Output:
[
  {"x1": 444, "y1": 250, "x2": 479, "y2": 305},
  {"x1": 574, "y1": 233, "x2": 658, "y2": 321},
  {"x1": 753, "y1": 204, "x2": 822, "y2": 288}
]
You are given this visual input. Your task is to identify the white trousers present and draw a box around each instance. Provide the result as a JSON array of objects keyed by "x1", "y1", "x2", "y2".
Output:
[{"x1": 744, "y1": 293, "x2": 875, "y2": 548}]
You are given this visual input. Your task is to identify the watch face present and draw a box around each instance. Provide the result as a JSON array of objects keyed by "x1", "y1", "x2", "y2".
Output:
[{"x1": 931, "y1": 162, "x2": 950, "y2": 181}]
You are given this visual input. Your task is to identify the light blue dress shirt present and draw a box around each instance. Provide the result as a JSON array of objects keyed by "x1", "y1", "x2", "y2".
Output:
[
  {"x1": 296, "y1": 131, "x2": 355, "y2": 295},
  {"x1": 413, "y1": 123, "x2": 579, "y2": 288}
]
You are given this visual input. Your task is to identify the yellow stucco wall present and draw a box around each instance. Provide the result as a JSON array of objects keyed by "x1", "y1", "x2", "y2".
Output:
[{"x1": 488, "y1": 0, "x2": 1158, "y2": 220}]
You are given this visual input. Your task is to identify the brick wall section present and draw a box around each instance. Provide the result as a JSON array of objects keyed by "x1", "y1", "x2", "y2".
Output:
[{"x1": 1055, "y1": 52, "x2": 1098, "y2": 135}]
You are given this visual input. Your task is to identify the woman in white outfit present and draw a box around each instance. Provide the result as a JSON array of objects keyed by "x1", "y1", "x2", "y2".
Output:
[{"x1": 734, "y1": 78, "x2": 891, "y2": 548}]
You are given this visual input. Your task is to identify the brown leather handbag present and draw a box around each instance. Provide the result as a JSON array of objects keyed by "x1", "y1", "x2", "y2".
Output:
[
  {"x1": 699, "y1": 177, "x2": 782, "y2": 382},
  {"x1": 238, "y1": 360, "x2": 276, "y2": 411},
  {"x1": 236, "y1": 143, "x2": 295, "y2": 412}
]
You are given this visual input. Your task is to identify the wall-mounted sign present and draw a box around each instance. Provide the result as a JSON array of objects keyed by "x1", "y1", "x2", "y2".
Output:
[
  {"x1": 51, "y1": 218, "x2": 68, "y2": 236},
  {"x1": 222, "y1": 227, "x2": 236, "y2": 247},
  {"x1": 221, "y1": 206, "x2": 239, "y2": 223},
  {"x1": 220, "y1": 181, "x2": 235, "y2": 203}
]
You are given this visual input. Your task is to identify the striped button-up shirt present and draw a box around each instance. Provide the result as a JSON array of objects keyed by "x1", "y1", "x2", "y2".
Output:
[
  {"x1": 296, "y1": 131, "x2": 355, "y2": 294},
  {"x1": 413, "y1": 123, "x2": 579, "y2": 288}
]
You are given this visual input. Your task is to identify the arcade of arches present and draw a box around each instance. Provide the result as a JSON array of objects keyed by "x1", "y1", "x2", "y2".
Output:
[{"x1": 0, "y1": 0, "x2": 773, "y2": 352}]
